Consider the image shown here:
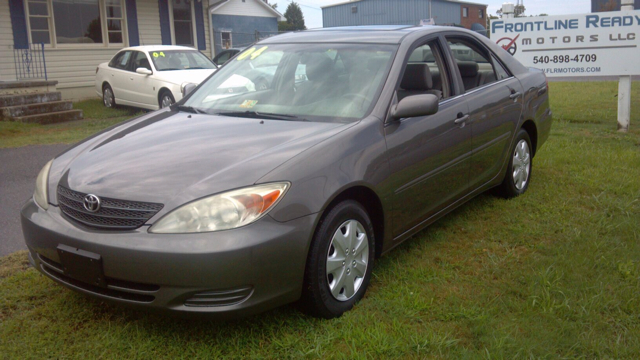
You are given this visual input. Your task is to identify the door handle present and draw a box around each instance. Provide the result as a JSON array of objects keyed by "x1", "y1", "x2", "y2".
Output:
[
  {"x1": 510, "y1": 92, "x2": 522, "y2": 99},
  {"x1": 454, "y1": 114, "x2": 469, "y2": 125}
]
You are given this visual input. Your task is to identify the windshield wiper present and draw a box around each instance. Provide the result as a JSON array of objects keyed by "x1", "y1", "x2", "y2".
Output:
[
  {"x1": 175, "y1": 105, "x2": 207, "y2": 114},
  {"x1": 214, "y1": 111, "x2": 309, "y2": 121}
]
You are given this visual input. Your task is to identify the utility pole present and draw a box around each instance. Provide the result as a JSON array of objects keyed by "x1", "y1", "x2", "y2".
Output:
[{"x1": 618, "y1": 0, "x2": 634, "y2": 132}]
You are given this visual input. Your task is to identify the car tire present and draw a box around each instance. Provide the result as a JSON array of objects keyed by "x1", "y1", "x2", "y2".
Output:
[
  {"x1": 103, "y1": 84, "x2": 115, "y2": 108},
  {"x1": 300, "y1": 200, "x2": 375, "y2": 319},
  {"x1": 159, "y1": 91, "x2": 175, "y2": 108},
  {"x1": 497, "y1": 128, "x2": 533, "y2": 198}
]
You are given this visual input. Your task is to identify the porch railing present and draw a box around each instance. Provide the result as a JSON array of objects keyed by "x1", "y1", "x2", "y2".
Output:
[{"x1": 13, "y1": 43, "x2": 48, "y2": 81}]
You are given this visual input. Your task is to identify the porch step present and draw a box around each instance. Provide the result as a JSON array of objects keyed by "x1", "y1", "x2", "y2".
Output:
[
  {"x1": 0, "y1": 91, "x2": 62, "y2": 107},
  {"x1": 0, "y1": 80, "x2": 58, "y2": 96},
  {"x1": 0, "y1": 100, "x2": 73, "y2": 120},
  {"x1": 11, "y1": 109, "x2": 84, "y2": 124}
]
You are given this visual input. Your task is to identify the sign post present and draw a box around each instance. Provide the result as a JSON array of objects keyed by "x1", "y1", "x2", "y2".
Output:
[
  {"x1": 619, "y1": 0, "x2": 635, "y2": 132},
  {"x1": 494, "y1": 5, "x2": 640, "y2": 131}
]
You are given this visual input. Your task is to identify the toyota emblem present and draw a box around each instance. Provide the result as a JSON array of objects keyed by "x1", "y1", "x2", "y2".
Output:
[{"x1": 83, "y1": 194, "x2": 101, "y2": 212}]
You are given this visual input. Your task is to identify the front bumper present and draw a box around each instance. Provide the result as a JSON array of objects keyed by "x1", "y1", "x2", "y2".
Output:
[{"x1": 21, "y1": 199, "x2": 317, "y2": 318}]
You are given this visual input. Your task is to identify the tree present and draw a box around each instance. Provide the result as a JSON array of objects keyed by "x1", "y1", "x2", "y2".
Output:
[
  {"x1": 514, "y1": 3, "x2": 526, "y2": 17},
  {"x1": 262, "y1": 0, "x2": 277, "y2": 10},
  {"x1": 279, "y1": 2, "x2": 306, "y2": 31}
]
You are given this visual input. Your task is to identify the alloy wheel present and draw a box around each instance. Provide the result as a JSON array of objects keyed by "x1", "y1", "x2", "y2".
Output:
[
  {"x1": 161, "y1": 94, "x2": 173, "y2": 108},
  {"x1": 103, "y1": 88, "x2": 113, "y2": 108},
  {"x1": 512, "y1": 139, "x2": 531, "y2": 190}
]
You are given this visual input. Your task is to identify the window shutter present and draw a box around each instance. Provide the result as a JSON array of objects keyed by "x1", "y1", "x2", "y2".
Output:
[
  {"x1": 125, "y1": 0, "x2": 140, "y2": 46},
  {"x1": 9, "y1": 0, "x2": 29, "y2": 49},
  {"x1": 194, "y1": 0, "x2": 206, "y2": 50},
  {"x1": 158, "y1": 0, "x2": 172, "y2": 45}
]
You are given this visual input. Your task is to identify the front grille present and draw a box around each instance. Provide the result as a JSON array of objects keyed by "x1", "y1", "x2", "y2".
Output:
[{"x1": 57, "y1": 186, "x2": 163, "y2": 230}]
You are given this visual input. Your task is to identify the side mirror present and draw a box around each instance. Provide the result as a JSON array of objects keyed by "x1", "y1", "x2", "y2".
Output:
[
  {"x1": 136, "y1": 67, "x2": 152, "y2": 75},
  {"x1": 182, "y1": 83, "x2": 197, "y2": 97},
  {"x1": 391, "y1": 94, "x2": 439, "y2": 120}
]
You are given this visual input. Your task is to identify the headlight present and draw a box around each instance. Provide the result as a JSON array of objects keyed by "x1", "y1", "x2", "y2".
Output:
[
  {"x1": 181, "y1": 82, "x2": 196, "y2": 96},
  {"x1": 34, "y1": 159, "x2": 53, "y2": 210},
  {"x1": 149, "y1": 182, "x2": 290, "y2": 234}
]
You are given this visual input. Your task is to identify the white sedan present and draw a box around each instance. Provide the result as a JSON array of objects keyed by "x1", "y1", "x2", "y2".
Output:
[{"x1": 95, "y1": 46, "x2": 217, "y2": 110}]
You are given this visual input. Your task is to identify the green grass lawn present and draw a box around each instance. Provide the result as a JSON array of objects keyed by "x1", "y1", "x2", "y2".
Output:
[
  {"x1": 0, "y1": 100, "x2": 143, "y2": 148},
  {"x1": 1, "y1": 83, "x2": 639, "y2": 358}
]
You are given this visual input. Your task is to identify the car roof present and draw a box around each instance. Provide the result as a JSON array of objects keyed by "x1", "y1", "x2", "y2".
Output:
[
  {"x1": 260, "y1": 25, "x2": 455, "y2": 45},
  {"x1": 120, "y1": 45, "x2": 200, "y2": 52}
]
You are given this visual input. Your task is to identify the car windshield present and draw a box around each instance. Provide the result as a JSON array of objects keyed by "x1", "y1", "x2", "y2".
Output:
[
  {"x1": 149, "y1": 50, "x2": 216, "y2": 71},
  {"x1": 183, "y1": 43, "x2": 397, "y2": 122}
]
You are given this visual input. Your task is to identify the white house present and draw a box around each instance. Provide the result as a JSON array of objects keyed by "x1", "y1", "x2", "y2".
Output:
[{"x1": 0, "y1": 0, "x2": 283, "y2": 99}]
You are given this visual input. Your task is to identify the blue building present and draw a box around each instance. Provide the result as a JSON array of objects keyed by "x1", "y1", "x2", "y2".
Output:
[
  {"x1": 322, "y1": 0, "x2": 488, "y2": 30},
  {"x1": 210, "y1": 0, "x2": 285, "y2": 55}
]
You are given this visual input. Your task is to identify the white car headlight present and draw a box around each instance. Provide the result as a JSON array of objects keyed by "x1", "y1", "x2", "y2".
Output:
[
  {"x1": 181, "y1": 82, "x2": 196, "y2": 96},
  {"x1": 34, "y1": 159, "x2": 53, "y2": 210},
  {"x1": 149, "y1": 182, "x2": 290, "y2": 234}
]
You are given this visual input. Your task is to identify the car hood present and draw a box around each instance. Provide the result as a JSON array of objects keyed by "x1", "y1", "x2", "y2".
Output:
[
  {"x1": 51, "y1": 110, "x2": 349, "y2": 213},
  {"x1": 153, "y1": 69, "x2": 216, "y2": 85}
]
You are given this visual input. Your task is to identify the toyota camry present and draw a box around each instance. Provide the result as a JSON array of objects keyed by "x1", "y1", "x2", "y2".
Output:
[{"x1": 22, "y1": 25, "x2": 552, "y2": 319}]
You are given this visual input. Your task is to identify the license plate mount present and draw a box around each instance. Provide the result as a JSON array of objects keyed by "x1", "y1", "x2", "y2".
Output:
[{"x1": 57, "y1": 244, "x2": 106, "y2": 288}]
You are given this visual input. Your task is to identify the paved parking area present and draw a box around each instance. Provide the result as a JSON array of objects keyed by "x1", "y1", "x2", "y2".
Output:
[{"x1": 0, "y1": 144, "x2": 69, "y2": 257}]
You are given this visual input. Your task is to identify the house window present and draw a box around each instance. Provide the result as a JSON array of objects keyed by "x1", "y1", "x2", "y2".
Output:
[
  {"x1": 221, "y1": 32, "x2": 232, "y2": 49},
  {"x1": 463, "y1": 7, "x2": 468, "y2": 18},
  {"x1": 26, "y1": 0, "x2": 51, "y2": 44},
  {"x1": 106, "y1": 0, "x2": 124, "y2": 44},
  {"x1": 53, "y1": 0, "x2": 102, "y2": 43},
  {"x1": 25, "y1": 0, "x2": 126, "y2": 46},
  {"x1": 479, "y1": 9, "x2": 484, "y2": 18},
  {"x1": 172, "y1": 0, "x2": 194, "y2": 46}
]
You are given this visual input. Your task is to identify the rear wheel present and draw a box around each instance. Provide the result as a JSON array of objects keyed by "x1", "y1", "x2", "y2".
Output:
[
  {"x1": 103, "y1": 84, "x2": 115, "y2": 108},
  {"x1": 300, "y1": 200, "x2": 375, "y2": 319},
  {"x1": 497, "y1": 128, "x2": 532, "y2": 198}
]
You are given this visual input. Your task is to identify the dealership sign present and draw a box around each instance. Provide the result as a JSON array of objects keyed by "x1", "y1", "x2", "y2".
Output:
[{"x1": 491, "y1": 10, "x2": 640, "y2": 77}]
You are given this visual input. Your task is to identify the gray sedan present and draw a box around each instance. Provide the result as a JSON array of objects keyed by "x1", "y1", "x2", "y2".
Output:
[{"x1": 22, "y1": 25, "x2": 552, "y2": 319}]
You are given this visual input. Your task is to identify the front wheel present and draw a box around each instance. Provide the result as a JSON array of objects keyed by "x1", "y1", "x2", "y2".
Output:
[
  {"x1": 300, "y1": 200, "x2": 375, "y2": 319},
  {"x1": 159, "y1": 91, "x2": 175, "y2": 108},
  {"x1": 497, "y1": 128, "x2": 533, "y2": 198}
]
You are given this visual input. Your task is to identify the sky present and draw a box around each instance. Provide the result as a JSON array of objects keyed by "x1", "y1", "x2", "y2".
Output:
[{"x1": 269, "y1": 0, "x2": 593, "y2": 29}]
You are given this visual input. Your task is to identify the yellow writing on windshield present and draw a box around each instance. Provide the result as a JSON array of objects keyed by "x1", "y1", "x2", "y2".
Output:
[
  {"x1": 237, "y1": 47, "x2": 256, "y2": 61},
  {"x1": 250, "y1": 46, "x2": 268, "y2": 59}
]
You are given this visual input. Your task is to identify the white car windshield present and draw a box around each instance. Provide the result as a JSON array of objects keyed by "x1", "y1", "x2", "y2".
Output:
[
  {"x1": 183, "y1": 43, "x2": 397, "y2": 122},
  {"x1": 149, "y1": 50, "x2": 216, "y2": 71}
]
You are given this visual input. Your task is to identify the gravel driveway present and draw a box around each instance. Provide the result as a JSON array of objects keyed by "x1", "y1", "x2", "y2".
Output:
[{"x1": 0, "y1": 144, "x2": 69, "y2": 257}]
